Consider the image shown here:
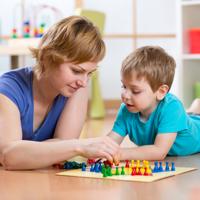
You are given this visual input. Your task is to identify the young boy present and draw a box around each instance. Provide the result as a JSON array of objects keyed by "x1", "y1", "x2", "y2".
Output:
[{"x1": 108, "y1": 46, "x2": 200, "y2": 161}]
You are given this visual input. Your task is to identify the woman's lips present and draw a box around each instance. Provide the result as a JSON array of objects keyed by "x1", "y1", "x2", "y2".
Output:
[{"x1": 68, "y1": 85, "x2": 78, "y2": 92}]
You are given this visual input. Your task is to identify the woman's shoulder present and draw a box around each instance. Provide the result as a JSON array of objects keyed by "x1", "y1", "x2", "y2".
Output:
[
  {"x1": 0, "y1": 67, "x2": 33, "y2": 91},
  {"x1": 0, "y1": 67, "x2": 33, "y2": 113},
  {"x1": 0, "y1": 67, "x2": 33, "y2": 81}
]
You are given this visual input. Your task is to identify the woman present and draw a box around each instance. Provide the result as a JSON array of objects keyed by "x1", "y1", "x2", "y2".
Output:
[{"x1": 0, "y1": 16, "x2": 119, "y2": 170}]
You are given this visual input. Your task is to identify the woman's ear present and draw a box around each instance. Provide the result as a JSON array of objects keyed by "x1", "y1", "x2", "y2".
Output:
[{"x1": 156, "y1": 84, "x2": 169, "y2": 101}]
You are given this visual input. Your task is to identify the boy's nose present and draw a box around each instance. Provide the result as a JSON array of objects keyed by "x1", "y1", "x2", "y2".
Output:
[{"x1": 122, "y1": 89, "x2": 131, "y2": 100}]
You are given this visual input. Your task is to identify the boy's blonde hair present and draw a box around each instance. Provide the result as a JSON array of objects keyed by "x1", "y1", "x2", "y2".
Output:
[
  {"x1": 121, "y1": 46, "x2": 176, "y2": 92},
  {"x1": 31, "y1": 16, "x2": 105, "y2": 76}
]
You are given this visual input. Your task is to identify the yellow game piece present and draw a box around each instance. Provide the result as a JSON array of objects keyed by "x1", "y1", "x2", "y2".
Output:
[
  {"x1": 136, "y1": 160, "x2": 140, "y2": 168},
  {"x1": 129, "y1": 167, "x2": 132, "y2": 175},
  {"x1": 147, "y1": 167, "x2": 152, "y2": 175},
  {"x1": 140, "y1": 167, "x2": 145, "y2": 175},
  {"x1": 131, "y1": 160, "x2": 135, "y2": 168},
  {"x1": 125, "y1": 167, "x2": 129, "y2": 175}
]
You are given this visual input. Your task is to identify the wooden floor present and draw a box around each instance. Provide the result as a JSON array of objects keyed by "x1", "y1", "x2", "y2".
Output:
[{"x1": 0, "y1": 114, "x2": 200, "y2": 200}]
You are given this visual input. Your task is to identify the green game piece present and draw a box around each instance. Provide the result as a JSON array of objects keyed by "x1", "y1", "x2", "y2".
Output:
[
  {"x1": 115, "y1": 166, "x2": 120, "y2": 175},
  {"x1": 108, "y1": 167, "x2": 112, "y2": 176},
  {"x1": 102, "y1": 167, "x2": 107, "y2": 177},
  {"x1": 101, "y1": 164, "x2": 105, "y2": 173},
  {"x1": 121, "y1": 166, "x2": 125, "y2": 175}
]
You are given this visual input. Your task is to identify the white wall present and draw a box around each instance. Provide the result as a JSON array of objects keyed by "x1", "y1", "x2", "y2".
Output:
[{"x1": 0, "y1": 0, "x2": 177, "y2": 99}]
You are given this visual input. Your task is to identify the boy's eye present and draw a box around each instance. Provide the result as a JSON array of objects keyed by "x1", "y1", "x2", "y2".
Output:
[
  {"x1": 121, "y1": 84, "x2": 126, "y2": 89},
  {"x1": 132, "y1": 90, "x2": 141, "y2": 94}
]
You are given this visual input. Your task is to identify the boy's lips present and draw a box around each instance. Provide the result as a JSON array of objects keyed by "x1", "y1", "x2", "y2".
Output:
[
  {"x1": 126, "y1": 104, "x2": 136, "y2": 110},
  {"x1": 126, "y1": 103, "x2": 135, "y2": 108}
]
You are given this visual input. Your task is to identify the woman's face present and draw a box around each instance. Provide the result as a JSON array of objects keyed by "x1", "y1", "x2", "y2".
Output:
[{"x1": 47, "y1": 61, "x2": 98, "y2": 97}]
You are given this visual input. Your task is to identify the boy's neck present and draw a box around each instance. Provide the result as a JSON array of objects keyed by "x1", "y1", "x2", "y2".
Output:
[{"x1": 139, "y1": 100, "x2": 159, "y2": 122}]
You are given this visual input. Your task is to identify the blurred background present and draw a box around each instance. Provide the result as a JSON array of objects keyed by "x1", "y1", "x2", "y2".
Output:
[{"x1": 0, "y1": 0, "x2": 200, "y2": 115}]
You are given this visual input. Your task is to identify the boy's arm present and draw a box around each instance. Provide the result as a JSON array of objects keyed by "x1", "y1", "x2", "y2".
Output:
[
  {"x1": 119, "y1": 132, "x2": 177, "y2": 161},
  {"x1": 108, "y1": 131, "x2": 124, "y2": 145},
  {"x1": 109, "y1": 131, "x2": 177, "y2": 161}
]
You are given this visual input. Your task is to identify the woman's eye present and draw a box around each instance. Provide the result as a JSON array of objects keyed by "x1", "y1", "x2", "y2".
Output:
[
  {"x1": 72, "y1": 69, "x2": 81, "y2": 74},
  {"x1": 88, "y1": 71, "x2": 95, "y2": 77}
]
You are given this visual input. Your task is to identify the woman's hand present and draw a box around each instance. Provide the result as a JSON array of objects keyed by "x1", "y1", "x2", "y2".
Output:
[{"x1": 79, "y1": 136, "x2": 120, "y2": 164}]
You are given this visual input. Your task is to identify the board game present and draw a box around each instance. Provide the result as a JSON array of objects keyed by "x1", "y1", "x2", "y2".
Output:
[{"x1": 56, "y1": 160, "x2": 197, "y2": 182}]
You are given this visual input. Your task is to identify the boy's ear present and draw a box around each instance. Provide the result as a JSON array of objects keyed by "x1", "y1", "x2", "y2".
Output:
[{"x1": 156, "y1": 84, "x2": 169, "y2": 101}]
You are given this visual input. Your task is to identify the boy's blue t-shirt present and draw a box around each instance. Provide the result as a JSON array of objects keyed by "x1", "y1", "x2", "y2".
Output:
[
  {"x1": 0, "y1": 67, "x2": 67, "y2": 141},
  {"x1": 112, "y1": 93, "x2": 200, "y2": 156}
]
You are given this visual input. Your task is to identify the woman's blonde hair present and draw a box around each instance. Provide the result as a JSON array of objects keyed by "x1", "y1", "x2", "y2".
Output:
[
  {"x1": 31, "y1": 16, "x2": 105, "y2": 76},
  {"x1": 121, "y1": 46, "x2": 176, "y2": 91}
]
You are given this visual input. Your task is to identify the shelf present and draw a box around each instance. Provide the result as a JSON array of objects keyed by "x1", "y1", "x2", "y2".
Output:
[
  {"x1": 182, "y1": 54, "x2": 200, "y2": 60},
  {"x1": 0, "y1": 38, "x2": 40, "y2": 56},
  {"x1": 182, "y1": 0, "x2": 200, "y2": 6}
]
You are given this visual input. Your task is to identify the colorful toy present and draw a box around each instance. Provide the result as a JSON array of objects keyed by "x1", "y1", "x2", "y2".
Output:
[
  {"x1": 23, "y1": 21, "x2": 31, "y2": 38},
  {"x1": 11, "y1": 28, "x2": 17, "y2": 38},
  {"x1": 57, "y1": 160, "x2": 197, "y2": 182},
  {"x1": 11, "y1": 3, "x2": 62, "y2": 38}
]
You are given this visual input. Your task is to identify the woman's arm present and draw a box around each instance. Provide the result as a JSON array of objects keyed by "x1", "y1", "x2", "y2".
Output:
[
  {"x1": 1, "y1": 137, "x2": 119, "y2": 170},
  {"x1": 0, "y1": 94, "x2": 120, "y2": 170}
]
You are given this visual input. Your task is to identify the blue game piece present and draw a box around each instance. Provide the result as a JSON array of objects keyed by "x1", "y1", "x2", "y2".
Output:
[
  {"x1": 64, "y1": 161, "x2": 73, "y2": 169},
  {"x1": 165, "y1": 162, "x2": 170, "y2": 171},
  {"x1": 81, "y1": 162, "x2": 86, "y2": 171},
  {"x1": 158, "y1": 161, "x2": 164, "y2": 172},
  {"x1": 90, "y1": 164, "x2": 95, "y2": 172},
  {"x1": 94, "y1": 163, "x2": 100, "y2": 173},
  {"x1": 98, "y1": 162, "x2": 102, "y2": 172},
  {"x1": 171, "y1": 162, "x2": 175, "y2": 171},
  {"x1": 153, "y1": 161, "x2": 159, "y2": 173}
]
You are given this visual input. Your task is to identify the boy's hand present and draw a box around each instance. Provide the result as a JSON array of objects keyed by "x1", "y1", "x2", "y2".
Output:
[{"x1": 113, "y1": 149, "x2": 121, "y2": 166}]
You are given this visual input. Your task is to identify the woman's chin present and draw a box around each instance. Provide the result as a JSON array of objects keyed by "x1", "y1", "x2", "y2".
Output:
[{"x1": 61, "y1": 90, "x2": 75, "y2": 97}]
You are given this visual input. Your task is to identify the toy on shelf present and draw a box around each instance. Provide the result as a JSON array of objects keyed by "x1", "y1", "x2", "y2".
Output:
[
  {"x1": 23, "y1": 21, "x2": 31, "y2": 38},
  {"x1": 11, "y1": 3, "x2": 62, "y2": 39},
  {"x1": 11, "y1": 28, "x2": 18, "y2": 39},
  {"x1": 189, "y1": 28, "x2": 200, "y2": 54}
]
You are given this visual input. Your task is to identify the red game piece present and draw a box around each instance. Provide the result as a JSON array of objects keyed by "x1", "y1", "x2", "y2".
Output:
[
  {"x1": 87, "y1": 159, "x2": 96, "y2": 165},
  {"x1": 103, "y1": 160, "x2": 113, "y2": 167},
  {"x1": 125, "y1": 160, "x2": 129, "y2": 168},
  {"x1": 131, "y1": 167, "x2": 136, "y2": 176}
]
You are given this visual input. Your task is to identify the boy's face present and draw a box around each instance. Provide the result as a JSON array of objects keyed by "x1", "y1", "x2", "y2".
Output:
[{"x1": 121, "y1": 73, "x2": 159, "y2": 118}]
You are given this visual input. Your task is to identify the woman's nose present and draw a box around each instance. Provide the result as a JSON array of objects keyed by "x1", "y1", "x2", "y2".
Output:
[{"x1": 77, "y1": 75, "x2": 88, "y2": 88}]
